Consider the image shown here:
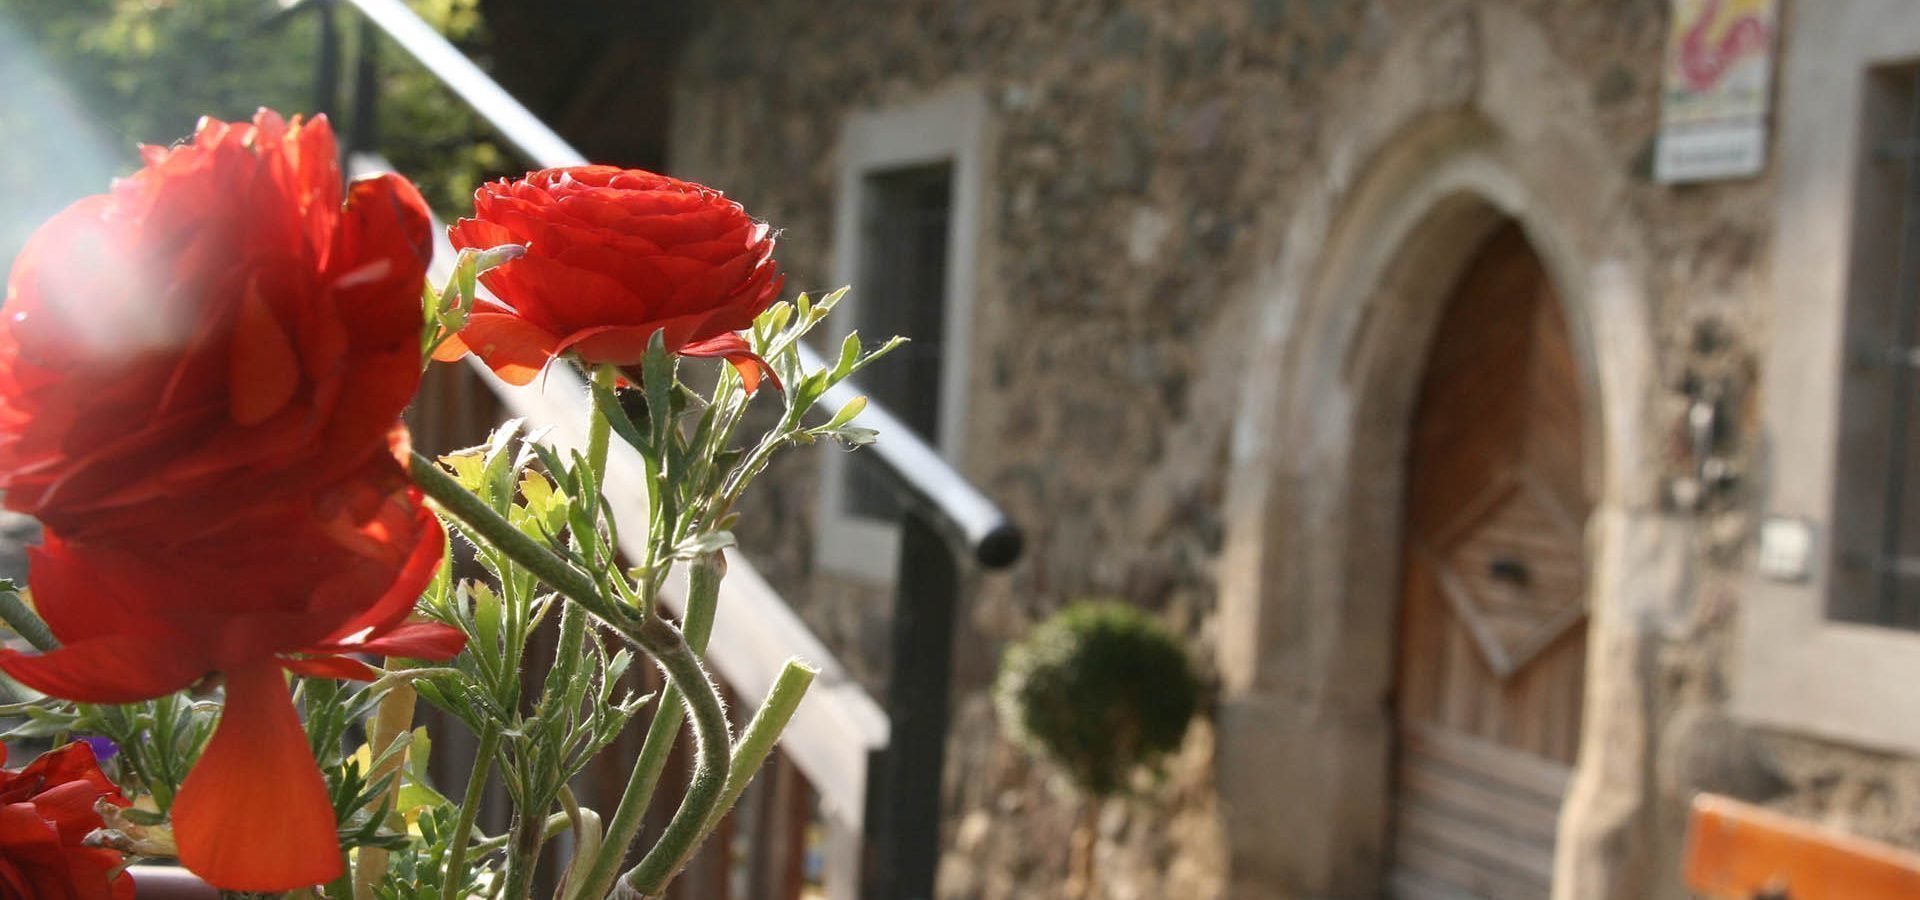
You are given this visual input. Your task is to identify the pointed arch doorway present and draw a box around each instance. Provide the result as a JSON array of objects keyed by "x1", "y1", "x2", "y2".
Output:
[{"x1": 1389, "y1": 222, "x2": 1592, "y2": 899}]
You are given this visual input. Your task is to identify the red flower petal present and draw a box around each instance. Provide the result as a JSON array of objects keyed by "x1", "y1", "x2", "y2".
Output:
[
  {"x1": 680, "y1": 333, "x2": 780, "y2": 394},
  {"x1": 16, "y1": 744, "x2": 126, "y2": 815},
  {"x1": 311, "y1": 491, "x2": 445, "y2": 643},
  {"x1": 173, "y1": 664, "x2": 342, "y2": 892},
  {"x1": 281, "y1": 654, "x2": 380, "y2": 681},
  {"x1": 0, "y1": 632, "x2": 209, "y2": 704},
  {"x1": 340, "y1": 620, "x2": 466, "y2": 660},
  {"x1": 228, "y1": 280, "x2": 300, "y2": 426}
]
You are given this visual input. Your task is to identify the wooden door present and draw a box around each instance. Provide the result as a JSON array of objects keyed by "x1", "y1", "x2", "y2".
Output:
[{"x1": 1389, "y1": 224, "x2": 1591, "y2": 900}]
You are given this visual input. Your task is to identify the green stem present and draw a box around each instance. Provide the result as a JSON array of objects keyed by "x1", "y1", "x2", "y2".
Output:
[
  {"x1": 614, "y1": 613, "x2": 732, "y2": 898},
  {"x1": 502, "y1": 804, "x2": 548, "y2": 900},
  {"x1": 441, "y1": 724, "x2": 500, "y2": 900},
  {"x1": 699, "y1": 659, "x2": 816, "y2": 841},
  {"x1": 586, "y1": 364, "x2": 618, "y2": 482},
  {"x1": 410, "y1": 452, "x2": 629, "y2": 629},
  {"x1": 470, "y1": 811, "x2": 573, "y2": 856},
  {"x1": 571, "y1": 554, "x2": 725, "y2": 900},
  {"x1": 0, "y1": 590, "x2": 56, "y2": 651}
]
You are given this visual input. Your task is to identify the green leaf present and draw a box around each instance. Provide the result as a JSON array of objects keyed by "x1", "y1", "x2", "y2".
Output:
[
  {"x1": 848, "y1": 336, "x2": 909, "y2": 378},
  {"x1": 642, "y1": 329, "x2": 675, "y2": 453},
  {"x1": 831, "y1": 426, "x2": 881, "y2": 448},
  {"x1": 440, "y1": 449, "x2": 489, "y2": 492},
  {"x1": 482, "y1": 418, "x2": 527, "y2": 511},
  {"x1": 821, "y1": 395, "x2": 868, "y2": 432},
  {"x1": 468, "y1": 582, "x2": 502, "y2": 654},
  {"x1": 395, "y1": 781, "x2": 450, "y2": 818},
  {"x1": 592, "y1": 378, "x2": 649, "y2": 454},
  {"x1": 671, "y1": 531, "x2": 737, "y2": 560},
  {"x1": 834, "y1": 331, "x2": 862, "y2": 380},
  {"x1": 815, "y1": 286, "x2": 851, "y2": 315}
]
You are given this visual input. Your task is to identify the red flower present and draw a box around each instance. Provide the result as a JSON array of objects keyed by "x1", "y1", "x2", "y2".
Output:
[
  {"x1": 0, "y1": 110, "x2": 434, "y2": 541},
  {"x1": 0, "y1": 110, "x2": 462, "y2": 892},
  {"x1": 0, "y1": 742, "x2": 135, "y2": 900},
  {"x1": 439, "y1": 166, "x2": 783, "y2": 389}
]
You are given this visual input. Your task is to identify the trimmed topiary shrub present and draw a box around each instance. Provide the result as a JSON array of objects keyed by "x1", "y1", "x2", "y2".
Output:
[{"x1": 994, "y1": 601, "x2": 1201, "y2": 797}]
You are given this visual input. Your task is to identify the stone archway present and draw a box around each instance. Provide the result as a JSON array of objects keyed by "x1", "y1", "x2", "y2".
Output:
[{"x1": 1211, "y1": 10, "x2": 1670, "y2": 899}]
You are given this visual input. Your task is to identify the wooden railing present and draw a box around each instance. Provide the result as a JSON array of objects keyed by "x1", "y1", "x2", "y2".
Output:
[{"x1": 311, "y1": 0, "x2": 1024, "y2": 896}]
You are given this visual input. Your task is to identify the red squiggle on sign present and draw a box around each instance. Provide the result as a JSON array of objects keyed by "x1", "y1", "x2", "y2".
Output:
[{"x1": 1677, "y1": 0, "x2": 1770, "y2": 91}]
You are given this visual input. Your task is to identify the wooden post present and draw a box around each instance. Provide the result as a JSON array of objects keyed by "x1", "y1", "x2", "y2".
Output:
[{"x1": 863, "y1": 510, "x2": 960, "y2": 900}]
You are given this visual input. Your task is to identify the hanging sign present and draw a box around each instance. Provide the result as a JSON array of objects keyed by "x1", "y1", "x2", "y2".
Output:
[{"x1": 1655, "y1": 0, "x2": 1779, "y2": 183}]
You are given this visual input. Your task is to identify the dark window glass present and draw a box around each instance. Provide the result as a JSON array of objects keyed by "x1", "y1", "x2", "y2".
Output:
[
  {"x1": 1833, "y1": 64, "x2": 1920, "y2": 628},
  {"x1": 843, "y1": 162, "x2": 953, "y2": 521}
]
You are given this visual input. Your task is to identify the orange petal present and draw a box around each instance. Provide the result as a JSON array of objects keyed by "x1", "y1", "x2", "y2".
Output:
[
  {"x1": 343, "y1": 621, "x2": 466, "y2": 660},
  {"x1": 281, "y1": 654, "x2": 380, "y2": 681},
  {"x1": 229, "y1": 281, "x2": 300, "y2": 425},
  {"x1": 430, "y1": 329, "x2": 472, "y2": 362},
  {"x1": 173, "y1": 664, "x2": 342, "y2": 892},
  {"x1": 457, "y1": 312, "x2": 560, "y2": 386}
]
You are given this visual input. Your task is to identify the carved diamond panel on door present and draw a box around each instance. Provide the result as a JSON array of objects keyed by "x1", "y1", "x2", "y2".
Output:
[{"x1": 1426, "y1": 472, "x2": 1587, "y2": 679}]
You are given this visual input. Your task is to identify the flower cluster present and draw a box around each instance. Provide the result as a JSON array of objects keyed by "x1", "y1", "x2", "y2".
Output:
[
  {"x1": 0, "y1": 742, "x2": 131, "y2": 899},
  {"x1": 0, "y1": 106, "x2": 871, "y2": 899}
]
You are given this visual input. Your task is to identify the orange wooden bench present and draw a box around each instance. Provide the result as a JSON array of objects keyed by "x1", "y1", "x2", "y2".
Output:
[{"x1": 1684, "y1": 793, "x2": 1920, "y2": 899}]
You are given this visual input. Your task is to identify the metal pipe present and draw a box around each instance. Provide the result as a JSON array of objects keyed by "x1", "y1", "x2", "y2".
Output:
[
  {"x1": 801, "y1": 342, "x2": 1022, "y2": 569},
  {"x1": 338, "y1": 0, "x2": 586, "y2": 167}
]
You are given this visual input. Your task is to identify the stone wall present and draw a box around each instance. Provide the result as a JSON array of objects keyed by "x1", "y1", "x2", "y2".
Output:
[{"x1": 662, "y1": 1, "x2": 1915, "y2": 897}]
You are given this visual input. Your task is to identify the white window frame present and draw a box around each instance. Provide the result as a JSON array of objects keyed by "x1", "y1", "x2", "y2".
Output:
[
  {"x1": 815, "y1": 84, "x2": 987, "y2": 581},
  {"x1": 1737, "y1": 2, "x2": 1920, "y2": 754}
]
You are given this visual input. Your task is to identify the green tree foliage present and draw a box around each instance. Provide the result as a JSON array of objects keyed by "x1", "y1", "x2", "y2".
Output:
[
  {"x1": 994, "y1": 601, "x2": 1202, "y2": 797},
  {"x1": 0, "y1": 0, "x2": 506, "y2": 270}
]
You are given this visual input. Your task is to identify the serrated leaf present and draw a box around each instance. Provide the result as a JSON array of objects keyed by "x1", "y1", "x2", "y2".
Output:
[{"x1": 440, "y1": 449, "x2": 489, "y2": 491}]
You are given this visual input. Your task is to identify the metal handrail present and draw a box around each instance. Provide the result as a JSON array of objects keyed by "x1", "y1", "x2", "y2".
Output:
[{"x1": 329, "y1": 0, "x2": 1021, "y2": 570}]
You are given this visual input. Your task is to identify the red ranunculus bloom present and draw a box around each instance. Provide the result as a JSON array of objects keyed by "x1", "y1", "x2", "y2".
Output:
[
  {"x1": 439, "y1": 165, "x2": 784, "y2": 389},
  {"x1": 0, "y1": 110, "x2": 462, "y2": 892},
  {"x1": 0, "y1": 742, "x2": 134, "y2": 900},
  {"x1": 0, "y1": 110, "x2": 434, "y2": 541}
]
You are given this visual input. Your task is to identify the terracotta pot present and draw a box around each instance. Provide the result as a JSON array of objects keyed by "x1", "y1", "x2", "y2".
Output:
[{"x1": 127, "y1": 866, "x2": 217, "y2": 900}]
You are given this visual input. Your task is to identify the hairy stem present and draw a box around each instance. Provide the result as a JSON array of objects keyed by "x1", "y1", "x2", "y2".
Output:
[
  {"x1": 613, "y1": 612, "x2": 732, "y2": 898},
  {"x1": 440, "y1": 724, "x2": 500, "y2": 900},
  {"x1": 502, "y1": 804, "x2": 549, "y2": 900},
  {"x1": 699, "y1": 659, "x2": 815, "y2": 841},
  {"x1": 572, "y1": 554, "x2": 725, "y2": 900}
]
